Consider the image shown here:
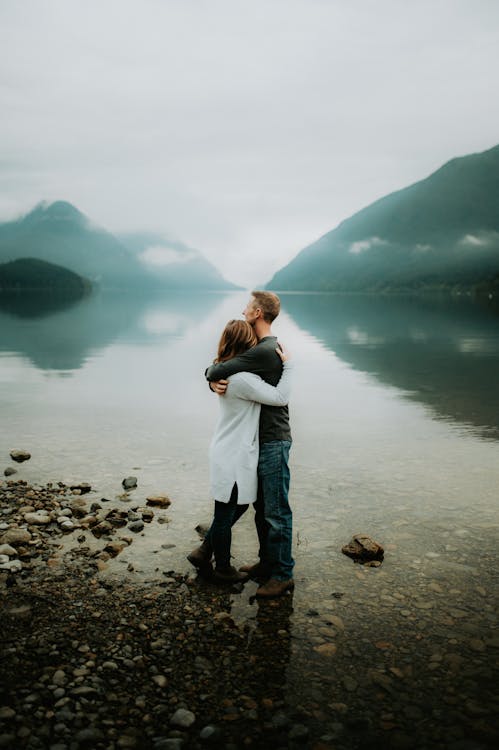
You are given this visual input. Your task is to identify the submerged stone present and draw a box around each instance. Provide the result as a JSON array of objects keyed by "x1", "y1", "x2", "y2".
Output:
[{"x1": 341, "y1": 534, "x2": 384, "y2": 564}]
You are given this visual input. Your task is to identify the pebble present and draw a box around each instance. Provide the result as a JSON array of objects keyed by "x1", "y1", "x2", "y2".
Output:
[
  {"x1": 1, "y1": 476, "x2": 498, "y2": 750},
  {"x1": 170, "y1": 708, "x2": 196, "y2": 728},
  {"x1": 146, "y1": 495, "x2": 171, "y2": 508},
  {"x1": 24, "y1": 512, "x2": 51, "y2": 525},
  {"x1": 0, "y1": 544, "x2": 16, "y2": 556},
  {"x1": 0, "y1": 528, "x2": 31, "y2": 545},
  {"x1": 152, "y1": 675, "x2": 168, "y2": 688},
  {"x1": 0, "y1": 559, "x2": 22, "y2": 572},
  {"x1": 199, "y1": 724, "x2": 221, "y2": 741},
  {"x1": 128, "y1": 520, "x2": 145, "y2": 533},
  {"x1": 122, "y1": 477, "x2": 138, "y2": 490}
]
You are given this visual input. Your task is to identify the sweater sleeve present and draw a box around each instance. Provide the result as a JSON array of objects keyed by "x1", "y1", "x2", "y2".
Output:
[
  {"x1": 205, "y1": 344, "x2": 277, "y2": 381},
  {"x1": 229, "y1": 362, "x2": 292, "y2": 406}
]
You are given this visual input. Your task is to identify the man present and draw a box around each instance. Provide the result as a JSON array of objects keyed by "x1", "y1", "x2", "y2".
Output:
[{"x1": 206, "y1": 290, "x2": 294, "y2": 598}]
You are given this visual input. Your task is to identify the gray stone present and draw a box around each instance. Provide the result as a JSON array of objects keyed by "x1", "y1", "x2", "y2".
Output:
[
  {"x1": 0, "y1": 559, "x2": 22, "y2": 572},
  {"x1": 122, "y1": 477, "x2": 138, "y2": 490},
  {"x1": 24, "y1": 512, "x2": 51, "y2": 525},
  {"x1": 0, "y1": 544, "x2": 16, "y2": 557},
  {"x1": 128, "y1": 520, "x2": 144, "y2": 533},
  {"x1": 3, "y1": 467, "x2": 17, "y2": 477},
  {"x1": 170, "y1": 708, "x2": 196, "y2": 728}
]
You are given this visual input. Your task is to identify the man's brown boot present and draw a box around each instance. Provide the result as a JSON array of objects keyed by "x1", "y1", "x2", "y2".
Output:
[{"x1": 255, "y1": 578, "x2": 294, "y2": 598}]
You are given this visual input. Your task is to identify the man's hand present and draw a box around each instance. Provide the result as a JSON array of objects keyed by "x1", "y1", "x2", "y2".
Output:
[{"x1": 209, "y1": 379, "x2": 229, "y2": 395}]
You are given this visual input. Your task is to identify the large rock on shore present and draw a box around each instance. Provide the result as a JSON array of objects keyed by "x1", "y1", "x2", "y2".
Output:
[
  {"x1": 9, "y1": 450, "x2": 31, "y2": 463},
  {"x1": 0, "y1": 528, "x2": 32, "y2": 546}
]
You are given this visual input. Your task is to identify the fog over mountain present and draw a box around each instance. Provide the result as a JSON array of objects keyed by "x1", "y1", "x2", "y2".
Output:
[
  {"x1": 267, "y1": 145, "x2": 499, "y2": 293},
  {"x1": 0, "y1": 202, "x2": 237, "y2": 290},
  {"x1": 118, "y1": 232, "x2": 240, "y2": 290}
]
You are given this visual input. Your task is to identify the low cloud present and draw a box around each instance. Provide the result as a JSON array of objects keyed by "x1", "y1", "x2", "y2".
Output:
[
  {"x1": 460, "y1": 234, "x2": 488, "y2": 247},
  {"x1": 458, "y1": 232, "x2": 499, "y2": 250},
  {"x1": 140, "y1": 245, "x2": 197, "y2": 266},
  {"x1": 348, "y1": 237, "x2": 387, "y2": 255}
]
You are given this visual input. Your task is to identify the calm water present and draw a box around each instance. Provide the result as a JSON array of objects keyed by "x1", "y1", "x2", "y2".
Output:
[{"x1": 1, "y1": 289, "x2": 498, "y2": 575}]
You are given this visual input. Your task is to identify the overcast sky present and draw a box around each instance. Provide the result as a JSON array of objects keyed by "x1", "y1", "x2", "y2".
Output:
[{"x1": 1, "y1": 0, "x2": 498, "y2": 286}]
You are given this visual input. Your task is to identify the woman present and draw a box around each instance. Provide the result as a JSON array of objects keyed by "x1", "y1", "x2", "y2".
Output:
[{"x1": 188, "y1": 319, "x2": 292, "y2": 583}]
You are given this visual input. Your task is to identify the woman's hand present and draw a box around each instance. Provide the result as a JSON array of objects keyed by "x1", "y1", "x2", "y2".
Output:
[{"x1": 276, "y1": 343, "x2": 290, "y2": 362}]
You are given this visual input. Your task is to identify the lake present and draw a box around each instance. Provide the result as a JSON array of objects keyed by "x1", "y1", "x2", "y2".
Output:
[
  {"x1": 1, "y1": 289, "x2": 498, "y2": 570},
  {"x1": 1, "y1": 289, "x2": 499, "y2": 744}
]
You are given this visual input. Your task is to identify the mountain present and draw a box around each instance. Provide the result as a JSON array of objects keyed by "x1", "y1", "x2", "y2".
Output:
[
  {"x1": 118, "y1": 232, "x2": 240, "y2": 290},
  {"x1": 0, "y1": 201, "x2": 145, "y2": 288},
  {"x1": 267, "y1": 145, "x2": 499, "y2": 292},
  {"x1": 0, "y1": 201, "x2": 238, "y2": 290}
]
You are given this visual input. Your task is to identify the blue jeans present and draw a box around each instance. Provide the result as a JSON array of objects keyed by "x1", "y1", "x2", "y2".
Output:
[
  {"x1": 254, "y1": 440, "x2": 294, "y2": 581},
  {"x1": 205, "y1": 483, "x2": 248, "y2": 569}
]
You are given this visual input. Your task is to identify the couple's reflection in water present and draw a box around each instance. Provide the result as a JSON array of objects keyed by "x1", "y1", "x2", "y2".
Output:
[{"x1": 195, "y1": 571, "x2": 295, "y2": 735}]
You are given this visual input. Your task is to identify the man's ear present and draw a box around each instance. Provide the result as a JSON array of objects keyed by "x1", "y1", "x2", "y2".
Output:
[{"x1": 254, "y1": 306, "x2": 263, "y2": 319}]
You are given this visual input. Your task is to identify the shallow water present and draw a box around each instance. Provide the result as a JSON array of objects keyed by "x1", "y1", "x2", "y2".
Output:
[{"x1": 1, "y1": 288, "x2": 498, "y2": 562}]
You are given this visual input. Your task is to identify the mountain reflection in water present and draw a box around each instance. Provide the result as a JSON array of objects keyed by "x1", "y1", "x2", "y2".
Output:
[
  {"x1": 281, "y1": 293, "x2": 499, "y2": 440},
  {"x1": 0, "y1": 290, "x2": 225, "y2": 372}
]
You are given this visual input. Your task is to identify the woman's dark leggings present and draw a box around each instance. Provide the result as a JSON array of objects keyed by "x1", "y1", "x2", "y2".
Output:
[{"x1": 205, "y1": 484, "x2": 248, "y2": 569}]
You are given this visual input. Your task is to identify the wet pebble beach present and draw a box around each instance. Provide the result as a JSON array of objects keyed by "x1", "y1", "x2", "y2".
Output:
[{"x1": 1, "y1": 474, "x2": 498, "y2": 750}]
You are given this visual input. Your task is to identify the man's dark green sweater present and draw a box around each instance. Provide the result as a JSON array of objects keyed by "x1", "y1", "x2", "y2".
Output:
[{"x1": 205, "y1": 335, "x2": 292, "y2": 445}]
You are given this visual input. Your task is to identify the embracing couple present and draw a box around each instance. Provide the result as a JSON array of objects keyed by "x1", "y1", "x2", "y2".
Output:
[{"x1": 187, "y1": 291, "x2": 294, "y2": 598}]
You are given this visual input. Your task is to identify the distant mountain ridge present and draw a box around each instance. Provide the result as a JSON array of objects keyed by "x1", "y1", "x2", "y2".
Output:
[
  {"x1": 267, "y1": 144, "x2": 499, "y2": 292},
  {"x1": 0, "y1": 201, "x2": 237, "y2": 290}
]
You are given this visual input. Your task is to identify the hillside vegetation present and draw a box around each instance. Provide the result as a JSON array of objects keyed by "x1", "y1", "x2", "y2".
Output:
[{"x1": 267, "y1": 144, "x2": 499, "y2": 293}]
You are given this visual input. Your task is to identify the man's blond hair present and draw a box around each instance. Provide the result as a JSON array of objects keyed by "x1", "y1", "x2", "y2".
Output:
[{"x1": 251, "y1": 291, "x2": 281, "y2": 323}]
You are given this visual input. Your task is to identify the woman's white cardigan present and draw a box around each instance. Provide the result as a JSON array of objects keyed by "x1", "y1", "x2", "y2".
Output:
[{"x1": 209, "y1": 361, "x2": 292, "y2": 504}]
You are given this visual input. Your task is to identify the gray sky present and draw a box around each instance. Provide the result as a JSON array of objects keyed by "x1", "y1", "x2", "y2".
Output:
[{"x1": 1, "y1": 0, "x2": 498, "y2": 286}]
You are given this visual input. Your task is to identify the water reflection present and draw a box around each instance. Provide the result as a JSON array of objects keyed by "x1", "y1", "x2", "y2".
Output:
[
  {"x1": 282, "y1": 293, "x2": 499, "y2": 439},
  {"x1": 0, "y1": 289, "x2": 88, "y2": 319},
  {"x1": 0, "y1": 290, "x2": 226, "y2": 372}
]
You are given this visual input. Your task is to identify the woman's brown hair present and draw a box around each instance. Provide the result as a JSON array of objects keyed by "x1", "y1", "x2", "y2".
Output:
[{"x1": 215, "y1": 320, "x2": 257, "y2": 363}]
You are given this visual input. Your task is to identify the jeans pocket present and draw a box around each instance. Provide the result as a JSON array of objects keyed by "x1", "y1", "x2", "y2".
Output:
[{"x1": 258, "y1": 441, "x2": 290, "y2": 477}]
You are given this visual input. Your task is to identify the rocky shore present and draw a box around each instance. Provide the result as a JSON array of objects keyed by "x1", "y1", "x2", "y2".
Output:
[{"x1": 1, "y1": 473, "x2": 498, "y2": 750}]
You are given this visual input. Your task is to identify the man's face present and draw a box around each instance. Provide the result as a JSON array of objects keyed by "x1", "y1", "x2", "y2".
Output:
[{"x1": 243, "y1": 297, "x2": 259, "y2": 326}]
